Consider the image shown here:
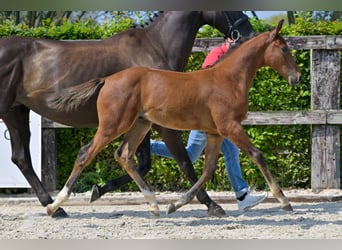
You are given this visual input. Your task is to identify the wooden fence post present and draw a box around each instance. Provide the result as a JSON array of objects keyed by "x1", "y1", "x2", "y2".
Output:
[
  {"x1": 41, "y1": 117, "x2": 57, "y2": 192},
  {"x1": 310, "y1": 49, "x2": 341, "y2": 191}
]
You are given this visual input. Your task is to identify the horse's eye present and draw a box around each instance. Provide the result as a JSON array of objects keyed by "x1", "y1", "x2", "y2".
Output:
[{"x1": 281, "y1": 47, "x2": 289, "y2": 53}]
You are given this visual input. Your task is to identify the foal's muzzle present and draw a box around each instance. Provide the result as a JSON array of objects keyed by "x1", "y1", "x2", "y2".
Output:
[{"x1": 288, "y1": 72, "x2": 302, "y2": 85}]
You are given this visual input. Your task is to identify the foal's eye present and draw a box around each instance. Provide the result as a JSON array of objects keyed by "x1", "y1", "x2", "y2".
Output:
[{"x1": 281, "y1": 47, "x2": 289, "y2": 53}]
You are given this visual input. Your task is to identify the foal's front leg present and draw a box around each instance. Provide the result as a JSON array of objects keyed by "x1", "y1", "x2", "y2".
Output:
[
  {"x1": 155, "y1": 126, "x2": 225, "y2": 217},
  {"x1": 115, "y1": 119, "x2": 160, "y2": 217},
  {"x1": 167, "y1": 134, "x2": 223, "y2": 215},
  {"x1": 90, "y1": 133, "x2": 151, "y2": 202},
  {"x1": 221, "y1": 122, "x2": 292, "y2": 211}
]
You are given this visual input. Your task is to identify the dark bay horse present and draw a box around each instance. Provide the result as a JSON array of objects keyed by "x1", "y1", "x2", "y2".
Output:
[
  {"x1": 47, "y1": 20, "x2": 301, "y2": 217},
  {"x1": 0, "y1": 11, "x2": 253, "y2": 217}
]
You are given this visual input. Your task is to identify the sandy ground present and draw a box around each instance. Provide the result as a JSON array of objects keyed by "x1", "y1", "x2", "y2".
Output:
[{"x1": 0, "y1": 189, "x2": 341, "y2": 239}]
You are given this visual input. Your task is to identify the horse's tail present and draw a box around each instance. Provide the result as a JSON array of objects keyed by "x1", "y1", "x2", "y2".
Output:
[{"x1": 50, "y1": 78, "x2": 105, "y2": 113}]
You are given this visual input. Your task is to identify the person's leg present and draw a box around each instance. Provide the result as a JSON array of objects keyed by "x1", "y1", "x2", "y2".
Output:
[
  {"x1": 220, "y1": 139, "x2": 248, "y2": 197},
  {"x1": 151, "y1": 130, "x2": 207, "y2": 163},
  {"x1": 184, "y1": 130, "x2": 206, "y2": 162},
  {"x1": 221, "y1": 138, "x2": 267, "y2": 211},
  {"x1": 150, "y1": 140, "x2": 173, "y2": 158}
]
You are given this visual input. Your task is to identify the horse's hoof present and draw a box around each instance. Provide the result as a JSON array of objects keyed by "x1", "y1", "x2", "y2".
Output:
[
  {"x1": 281, "y1": 203, "x2": 293, "y2": 211},
  {"x1": 166, "y1": 202, "x2": 176, "y2": 215},
  {"x1": 52, "y1": 207, "x2": 69, "y2": 218},
  {"x1": 207, "y1": 202, "x2": 226, "y2": 218},
  {"x1": 90, "y1": 185, "x2": 101, "y2": 203}
]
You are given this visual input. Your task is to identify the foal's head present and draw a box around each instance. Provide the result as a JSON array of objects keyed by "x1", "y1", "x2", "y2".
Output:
[{"x1": 264, "y1": 20, "x2": 301, "y2": 85}]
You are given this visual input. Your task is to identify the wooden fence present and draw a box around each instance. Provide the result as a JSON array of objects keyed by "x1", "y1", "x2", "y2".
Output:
[{"x1": 41, "y1": 35, "x2": 342, "y2": 192}]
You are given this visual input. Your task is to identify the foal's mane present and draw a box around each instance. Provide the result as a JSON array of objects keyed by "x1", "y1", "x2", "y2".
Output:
[
  {"x1": 211, "y1": 22, "x2": 281, "y2": 67},
  {"x1": 211, "y1": 32, "x2": 259, "y2": 67}
]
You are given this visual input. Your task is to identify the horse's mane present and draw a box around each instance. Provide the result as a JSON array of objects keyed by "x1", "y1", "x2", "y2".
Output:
[{"x1": 131, "y1": 11, "x2": 164, "y2": 29}]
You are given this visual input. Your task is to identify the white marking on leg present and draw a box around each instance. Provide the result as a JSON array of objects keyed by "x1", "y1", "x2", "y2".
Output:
[
  {"x1": 55, "y1": 186, "x2": 70, "y2": 204},
  {"x1": 142, "y1": 189, "x2": 156, "y2": 204},
  {"x1": 141, "y1": 189, "x2": 160, "y2": 216},
  {"x1": 47, "y1": 186, "x2": 70, "y2": 216}
]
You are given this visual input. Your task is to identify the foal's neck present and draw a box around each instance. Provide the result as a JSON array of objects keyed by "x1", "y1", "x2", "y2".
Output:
[{"x1": 218, "y1": 33, "x2": 270, "y2": 89}]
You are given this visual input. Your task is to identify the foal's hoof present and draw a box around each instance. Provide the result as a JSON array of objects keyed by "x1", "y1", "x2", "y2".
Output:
[
  {"x1": 149, "y1": 204, "x2": 160, "y2": 218},
  {"x1": 47, "y1": 206, "x2": 68, "y2": 218},
  {"x1": 90, "y1": 185, "x2": 101, "y2": 203},
  {"x1": 281, "y1": 203, "x2": 293, "y2": 211},
  {"x1": 52, "y1": 207, "x2": 69, "y2": 218},
  {"x1": 207, "y1": 202, "x2": 226, "y2": 218},
  {"x1": 166, "y1": 202, "x2": 176, "y2": 215},
  {"x1": 149, "y1": 210, "x2": 160, "y2": 218}
]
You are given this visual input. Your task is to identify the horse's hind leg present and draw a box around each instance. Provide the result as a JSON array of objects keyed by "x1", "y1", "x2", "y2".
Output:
[
  {"x1": 167, "y1": 134, "x2": 223, "y2": 215},
  {"x1": 2, "y1": 106, "x2": 67, "y2": 217},
  {"x1": 155, "y1": 126, "x2": 225, "y2": 217},
  {"x1": 222, "y1": 122, "x2": 292, "y2": 211},
  {"x1": 90, "y1": 133, "x2": 151, "y2": 202},
  {"x1": 115, "y1": 119, "x2": 160, "y2": 217}
]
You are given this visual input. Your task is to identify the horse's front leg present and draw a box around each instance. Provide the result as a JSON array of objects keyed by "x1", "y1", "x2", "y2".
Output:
[
  {"x1": 115, "y1": 119, "x2": 160, "y2": 217},
  {"x1": 2, "y1": 106, "x2": 67, "y2": 217},
  {"x1": 167, "y1": 134, "x2": 223, "y2": 215},
  {"x1": 223, "y1": 122, "x2": 292, "y2": 211},
  {"x1": 155, "y1": 126, "x2": 225, "y2": 217}
]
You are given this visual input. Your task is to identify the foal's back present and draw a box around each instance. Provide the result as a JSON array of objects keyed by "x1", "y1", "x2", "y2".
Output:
[{"x1": 98, "y1": 66, "x2": 229, "y2": 133}]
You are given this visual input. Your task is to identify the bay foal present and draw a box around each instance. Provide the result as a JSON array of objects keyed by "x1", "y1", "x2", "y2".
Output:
[{"x1": 48, "y1": 20, "x2": 301, "y2": 217}]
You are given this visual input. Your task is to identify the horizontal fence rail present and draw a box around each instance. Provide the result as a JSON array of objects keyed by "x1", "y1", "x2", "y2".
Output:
[
  {"x1": 192, "y1": 35, "x2": 342, "y2": 52},
  {"x1": 41, "y1": 35, "x2": 342, "y2": 192},
  {"x1": 42, "y1": 110, "x2": 342, "y2": 128}
]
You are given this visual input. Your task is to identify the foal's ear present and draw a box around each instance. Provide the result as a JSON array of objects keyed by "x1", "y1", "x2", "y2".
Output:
[
  {"x1": 275, "y1": 19, "x2": 284, "y2": 34},
  {"x1": 269, "y1": 19, "x2": 284, "y2": 41}
]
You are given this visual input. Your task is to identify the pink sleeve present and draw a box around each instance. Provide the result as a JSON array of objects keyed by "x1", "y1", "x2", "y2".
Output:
[{"x1": 201, "y1": 47, "x2": 225, "y2": 69}]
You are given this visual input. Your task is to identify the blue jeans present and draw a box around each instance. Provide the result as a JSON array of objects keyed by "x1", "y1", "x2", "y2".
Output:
[{"x1": 151, "y1": 130, "x2": 248, "y2": 198}]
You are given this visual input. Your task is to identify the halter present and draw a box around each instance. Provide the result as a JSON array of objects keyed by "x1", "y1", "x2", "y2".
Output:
[{"x1": 223, "y1": 12, "x2": 249, "y2": 42}]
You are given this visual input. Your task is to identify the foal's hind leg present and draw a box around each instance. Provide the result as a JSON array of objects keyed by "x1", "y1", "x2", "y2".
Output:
[
  {"x1": 47, "y1": 125, "x2": 122, "y2": 216},
  {"x1": 167, "y1": 134, "x2": 223, "y2": 215},
  {"x1": 90, "y1": 133, "x2": 151, "y2": 202},
  {"x1": 154, "y1": 126, "x2": 225, "y2": 217},
  {"x1": 115, "y1": 119, "x2": 160, "y2": 217},
  {"x1": 221, "y1": 122, "x2": 292, "y2": 211}
]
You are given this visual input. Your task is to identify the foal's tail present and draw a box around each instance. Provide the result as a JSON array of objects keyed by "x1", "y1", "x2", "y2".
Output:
[{"x1": 50, "y1": 78, "x2": 105, "y2": 113}]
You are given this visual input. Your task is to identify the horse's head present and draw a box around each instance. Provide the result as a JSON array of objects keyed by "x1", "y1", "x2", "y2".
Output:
[
  {"x1": 202, "y1": 11, "x2": 254, "y2": 42},
  {"x1": 264, "y1": 19, "x2": 301, "y2": 85}
]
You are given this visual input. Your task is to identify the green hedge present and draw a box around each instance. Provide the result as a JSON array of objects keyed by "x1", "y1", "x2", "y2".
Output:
[
  {"x1": 0, "y1": 17, "x2": 134, "y2": 39},
  {"x1": 1, "y1": 17, "x2": 341, "y2": 192}
]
